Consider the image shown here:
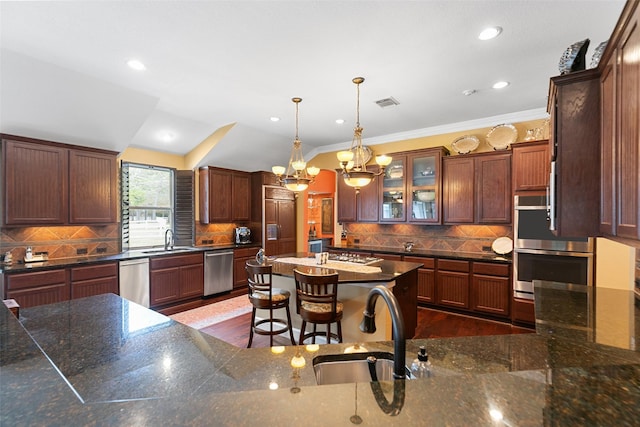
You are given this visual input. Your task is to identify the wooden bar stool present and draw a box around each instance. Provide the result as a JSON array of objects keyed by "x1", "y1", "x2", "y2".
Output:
[
  {"x1": 246, "y1": 261, "x2": 296, "y2": 348},
  {"x1": 293, "y1": 268, "x2": 343, "y2": 344}
]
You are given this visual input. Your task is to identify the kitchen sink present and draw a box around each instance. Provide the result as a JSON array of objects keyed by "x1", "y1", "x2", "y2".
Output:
[
  {"x1": 142, "y1": 247, "x2": 194, "y2": 254},
  {"x1": 312, "y1": 352, "x2": 411, "y2": 385}
]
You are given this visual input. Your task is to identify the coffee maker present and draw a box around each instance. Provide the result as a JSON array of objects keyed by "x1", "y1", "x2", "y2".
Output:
[{"x1": 234, "y1": 227, "x2": 251, "y2": 244}]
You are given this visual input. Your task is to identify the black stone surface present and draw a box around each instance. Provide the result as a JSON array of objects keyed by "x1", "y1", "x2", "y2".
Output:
[
  {"x1": 328, "y1": 244, "x2": 512, "y2": 264},
  {"x1": 2, "y1": 284, "x2": 639, "y2": 425}
]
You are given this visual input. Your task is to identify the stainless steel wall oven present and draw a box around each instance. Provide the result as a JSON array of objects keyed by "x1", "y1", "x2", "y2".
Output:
[{"x1": 514, "y1": 195, "x2": 594, "y2": 300}]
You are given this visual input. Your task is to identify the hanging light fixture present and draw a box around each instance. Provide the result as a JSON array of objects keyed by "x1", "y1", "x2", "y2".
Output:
[
  {"x1": 272, "y1": 97, "x2": 320, "y2": 192},
  {"x1": 337, "y1": 77, "x2": 391, "y2": 192}
]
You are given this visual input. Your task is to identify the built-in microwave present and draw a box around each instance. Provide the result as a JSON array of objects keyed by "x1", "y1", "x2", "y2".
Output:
[{"x1": 514, "y1": 195, "x2": 593, "y2": 253}]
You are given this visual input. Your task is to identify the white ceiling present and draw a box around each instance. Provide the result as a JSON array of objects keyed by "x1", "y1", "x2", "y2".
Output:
[{"x1": 0, "y1": 1, "x2": 625, "y2": 172}]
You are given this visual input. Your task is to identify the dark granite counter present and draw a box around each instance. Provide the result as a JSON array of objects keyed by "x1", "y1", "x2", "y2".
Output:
[
  {"x1": 2, "y1": 281, "x2": 640, "y2": 425},
  {"x1": 328, "y1": 244, "x2": 512, "y2": 264},
  {"x1": 264, "y1": 252, "x2": 423, "y2": 283},
  {"x1": 0, "y1": 243, "x2": 261, "y2": 274}
]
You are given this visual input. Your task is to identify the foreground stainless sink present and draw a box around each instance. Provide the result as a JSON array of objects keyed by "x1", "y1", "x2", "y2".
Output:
[{"x1": 313, "y1": 352, "x2": 411, "y2": 385}]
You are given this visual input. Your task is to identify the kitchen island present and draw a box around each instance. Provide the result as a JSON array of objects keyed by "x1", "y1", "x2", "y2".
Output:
[
  {"x1": 2, "y1": 280, "x2": 639, "y2": 425},
  {"x1": 263, "y1": 253, "x2": 422, "y2": 342}
]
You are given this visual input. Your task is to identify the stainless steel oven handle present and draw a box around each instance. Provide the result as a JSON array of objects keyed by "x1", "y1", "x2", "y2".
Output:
[{"x1": 514, "y1": 247, "x2": 593, "y2": 257}]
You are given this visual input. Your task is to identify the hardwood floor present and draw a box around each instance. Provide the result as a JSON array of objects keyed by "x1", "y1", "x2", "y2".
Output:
[{"x1": 199, "y1": 306, "x2": 534, "y2": 348}]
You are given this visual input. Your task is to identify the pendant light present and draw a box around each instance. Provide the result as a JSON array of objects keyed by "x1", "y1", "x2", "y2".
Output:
[
  {"x1": 272, "y1": 97, "x2": 320, "y2": 192},
  {"x1": 337, "y1": 77, "x2": 391, "y2": 192}
]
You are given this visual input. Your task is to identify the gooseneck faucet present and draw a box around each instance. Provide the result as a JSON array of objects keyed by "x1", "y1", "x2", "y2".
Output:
[
  {"x1": 360, "y1": 285, "x2": 406, "y2": 379},
  {"x1": 164, "y1": 229, "x2": 174, "y2": 250}
]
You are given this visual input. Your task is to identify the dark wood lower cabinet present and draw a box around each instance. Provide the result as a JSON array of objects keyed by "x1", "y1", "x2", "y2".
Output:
[
  {"x1": 512, "y1": 297, "x2": 535, "y2": 326},
  {"x1": 332, "y1": 248, "x2": 513, "y2": 322},
  {"x1": 233, "y1": 247, "x2": 258, "y2": 290},
  {"x1": 6, "y1": 263, "x2": 120, "y2": 309},
  {"x1": 392, "y1": 268, "x2": 418, "y2": 339},
  {"x1": 70, "y1": 262, "x2": 118, "y2": 299},
  {"x1": 471, "y1": 262, "x2": 510, "y2": 317},
  {"x1": 5, "y1": 269, "x2": 70, "y2": 308},
  {"x1": 149, "y1": 253, "x2": 204, "y2": 308},
  {"x1": 404, "y1": 256, "x2": 435, "y2": 304},
  {"x1": 436, "y1": 259, "x2": 470, "y2": 309}
]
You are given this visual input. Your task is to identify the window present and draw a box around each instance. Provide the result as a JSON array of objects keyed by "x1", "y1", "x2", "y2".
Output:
[{"x1": 122, "y1": 163, "x2": 174, "y2": 249}]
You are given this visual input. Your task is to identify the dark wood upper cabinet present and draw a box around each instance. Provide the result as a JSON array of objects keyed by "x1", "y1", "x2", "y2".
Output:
[
  {"x1": 199, "y1": 166, "x2": 251, "y2": 223},
  {"x1": 336, "y1": 173, "x2": 357, "y2": 223},
  {"x1": 443, "y1": 151, "x2": 511, "y2": 224},
  {"x1": 232, "y1": 172, "x2": 251, "y2": 222},
  {"x1": 512, "y1": 141, "x2": 550, "y2": 194},
  {"x1": 2, "y1": 134, "x2": 117, "y2": 227},
  {"x1": 613, "y1": 9, "x2": 640, "y2": 239},
  {"x1": 337, "y1": 147, "x2": 448, "y2": 225},
  {"x1": 407, "y1": 148, "x2": 448, "y2": 224},
  {"x1": 548, "y1": 69, "x2": 601, "y2": 237},
  {"x1": 3, "y1": 138, "x2": 68, "y2": 225},
  {"x1": 69, "y1": 149, "x2": 117, "y2": 224},
  {"x1": 357, "y1": 166, "x2": 379, "y2": 222},
  {"x1": 443, "y1": 155, "x2": 475, "y2": 223},
  {"x1": 600, "y1": 57, "x2": 616, "y2": 236},
  {"x1": 476, "y1": 152, "x2": 511, "y2": 223},
  {"x1": 380, "y1": 157, "x2": 407, "y2": 222}
]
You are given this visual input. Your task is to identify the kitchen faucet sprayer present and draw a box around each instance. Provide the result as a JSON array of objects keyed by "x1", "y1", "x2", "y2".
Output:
[{"x1": 360, "y1": 285, "x2": 406, "y2": 379}]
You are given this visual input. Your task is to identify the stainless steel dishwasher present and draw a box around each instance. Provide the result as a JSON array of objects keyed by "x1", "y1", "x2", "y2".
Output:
[
  {"x1": 204, "y1": 250, "x2": 234, "y2": 296},
  {"x1": 119, "y1": 258, "x2": 150, "y2": 307}
]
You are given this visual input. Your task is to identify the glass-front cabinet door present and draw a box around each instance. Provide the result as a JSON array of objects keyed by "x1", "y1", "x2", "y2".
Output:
[
  {"x1": 408, "y1": 148, "x2": 447, "y2": 223},
  {"x1": 380, "y1": 156, "x2": 406, "y2": 222}
]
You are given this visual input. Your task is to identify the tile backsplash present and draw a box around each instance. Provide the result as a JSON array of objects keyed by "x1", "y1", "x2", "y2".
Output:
[
  {"x1": 343, "y1": 223, "x2": 512, "y2": 253},
  {"x1": 195, "y1": 222, "x2": 236, "y2": 246},
  {"x1": 1, "y1": 225, "x2": 120, "y2": 261}
]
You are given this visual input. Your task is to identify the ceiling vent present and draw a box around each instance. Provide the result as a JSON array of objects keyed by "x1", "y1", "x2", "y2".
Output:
[{"x1": 375, "y1": 97, "x2": 400, "y2": 108}]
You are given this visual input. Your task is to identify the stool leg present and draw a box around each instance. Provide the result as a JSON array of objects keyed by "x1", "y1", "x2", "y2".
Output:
[
  {"x1": 247, "y1": 307, "x2": 257, "y2": 348},
  {"x1": 326, "y1": 323, "x2": 331, "y2": 343},
  {"x1": 285, "y1": 305, "x2": 296, "y2": 346},
  {"x1": 269, "y1": 306, "x2": 274, "y2": 347},
  {"x1": 312, "y1": 324, "x2": 317, "y2": 344},
  {"x1": 337, "y1": 321, "x2": 343, "y2": 343},
  {"x1": 299, "y1": 320, "x2": 307, "y2": 345}
]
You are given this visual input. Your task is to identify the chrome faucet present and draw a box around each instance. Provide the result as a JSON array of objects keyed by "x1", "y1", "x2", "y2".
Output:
[
  {"x1": 164, "y1": 229, "x2": 174, "y2": 250},
  {"x1": 360, "y1": 285, "x2": 406, "y2": 379}
]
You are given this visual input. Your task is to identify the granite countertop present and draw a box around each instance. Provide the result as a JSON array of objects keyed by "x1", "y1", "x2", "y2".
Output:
[
  {"x1": 2, "y1": 282, "x2": 640, "y2": 425},
  {"x1": 0, "y1": 243, "x2": 262, "y2": 274},
  {"x1": 262, "y1": 252, "x2": 423, "y2": 283},
  {"x1": 328, "y1": 244, "x2": 512, "y2": 264},
  {"x1": 0, "y1": 242, "x2": 508, "y2": 275}
]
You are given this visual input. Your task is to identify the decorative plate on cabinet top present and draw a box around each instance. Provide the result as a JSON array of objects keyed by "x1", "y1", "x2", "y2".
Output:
[
  {"x1": 558, "y1": 38, "x2": 590, "y2": 74},
  {"x1": 451, "y1": 135, "x2": 480, "y2": 154},
  {"x1": 486, "y1": 124, "x2": 517, "y2": 150}
]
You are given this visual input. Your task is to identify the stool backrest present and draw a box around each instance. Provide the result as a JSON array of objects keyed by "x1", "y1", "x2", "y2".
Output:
[
  {"x1": 293, "y1": 268, "x2": 340, "y2": 314},
  {"x1": 246, "y1": 262, "x2": 273, "y2": 296}
]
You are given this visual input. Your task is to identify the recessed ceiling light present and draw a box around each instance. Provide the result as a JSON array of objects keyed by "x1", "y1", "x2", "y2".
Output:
[
  {"x1": 158, "y1": 131, "x2": 175, "y2": 143},
  {"x1": 127, "y1": 59, "x2": 146, "y2": 71},
  {"x1": 492, "y1": 81, "x2": 510, "y2": 89},
  {"x1": 335, "y1": 119, "x2": 345, "y2": 124},
  {"x1": 270, "y1": 117, "x2": 280, "y2": 122},
  {"x1": 478, "y1": 26, "x2": 502, "y2": 41}
]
